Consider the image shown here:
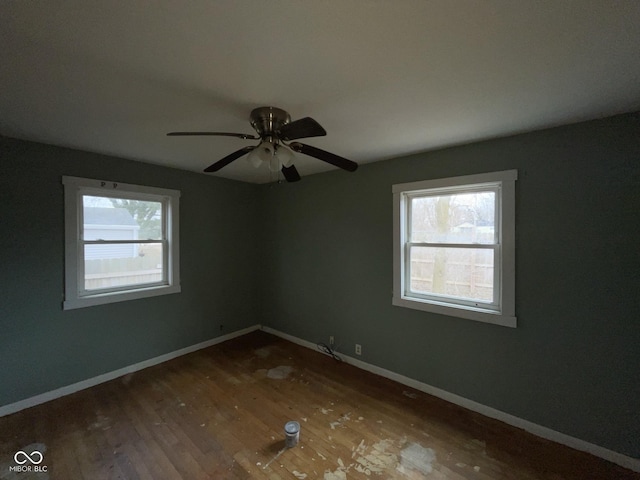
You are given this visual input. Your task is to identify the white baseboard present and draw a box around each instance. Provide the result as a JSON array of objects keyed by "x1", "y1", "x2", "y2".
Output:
[
  {"x1": 3, "y1": 323, "x2": 637, "y2": 473},
  {"x1": 261, "y1": 326, "x2": 640, "y2": 473},
  {"x1": 0, "y1": 324, "x2": 261, "y2": 418}
]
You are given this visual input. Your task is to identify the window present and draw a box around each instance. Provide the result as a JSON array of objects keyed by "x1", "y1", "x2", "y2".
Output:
[
  {"x1": 393, "y1": 170, "x2": 516, "y2": 327},
  {"x1": 63, "y1": 176, "x2": 181, "y2": 310}
]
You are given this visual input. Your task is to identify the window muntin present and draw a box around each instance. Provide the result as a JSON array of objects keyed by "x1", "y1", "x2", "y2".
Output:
[
  {"x1": 63, "y1": 177, "x2": 180, "y2": 310},
  {"x1": 393, "y1": 171, "x2": 516, "y2": 327}
]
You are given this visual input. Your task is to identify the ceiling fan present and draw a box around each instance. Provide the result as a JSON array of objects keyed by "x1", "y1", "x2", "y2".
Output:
[{"x1": 167, "y1": 106, "x2": 358, "y2": 182}]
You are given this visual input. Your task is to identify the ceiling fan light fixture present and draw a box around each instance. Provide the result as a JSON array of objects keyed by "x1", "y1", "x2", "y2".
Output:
[
  {"x1": 257, "y1": 140, "x2": 274, "y2": 163},
  {"x1": 275, "y1": 144, "x2": 294, "y2": 168},
  {"x1": 169, "y1": 106, "x2": 358, "y2": 181},
  {"x1": 247, "y1": 148, "x2": 263, "y2": 168},
  {"x1": 269, "y1": 155, "x2": 281, "y2": 172}
]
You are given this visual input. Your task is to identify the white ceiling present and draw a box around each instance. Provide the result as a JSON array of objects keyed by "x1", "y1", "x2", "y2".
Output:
[{"x1": 1, "y1": 1, "x2": 639, "y2": 184}]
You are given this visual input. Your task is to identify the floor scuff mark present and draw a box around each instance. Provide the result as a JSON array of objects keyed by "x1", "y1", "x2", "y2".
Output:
[
  {"x1": 397, "y1": 442, "x2": 436, "y2": 475},
  {"x1": 254, "y1": 347, "x2": 271, "y2": 358},
  {"x1": 463, "y1": 438, "x2": 490, "y2": 458},
  {"x1": 267, "y1": 366, "x2": 294, "y2": 380},
  {"x1": 402, "y1": 390, "x2": 418, "y2": 399},
  {"x1": 293, "y1": 471, "x2": 308, "y2": 479},
  {"x1": 263, "y1": 446, "x2": 287, "y2": 470},
  {"x1": 89, "y1": 415, "x2": 111, "y2": 431}
]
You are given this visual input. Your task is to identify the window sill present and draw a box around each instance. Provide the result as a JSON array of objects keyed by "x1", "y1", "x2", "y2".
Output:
[
  {"x1": 392, "y1": 296, "x2": 516, "y2": 328},
  {"x1": 63, "y1": 284, "x2": 181, "y2": 310}
]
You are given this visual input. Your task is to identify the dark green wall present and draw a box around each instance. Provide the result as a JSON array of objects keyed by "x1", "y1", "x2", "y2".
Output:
[
  {"x1": 2, "y1": 112, "x2": 639, "y2": 460},
  {"x1": 0, "y1": 137, "x2": 262, "y2": 406},
  {"x1": 260, "y1": 112, "x2": 640, "y2": 459}
]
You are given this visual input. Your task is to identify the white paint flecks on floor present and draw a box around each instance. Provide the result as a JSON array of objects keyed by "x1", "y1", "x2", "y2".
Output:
[
  {"x1": 324, "y1": 437, "x2": 439, "y2": 478},
  {"x1": 326, "y1": 439, "x2": 401, "y2": 477},
  {"x1": 293, "y1": 471, "x2": 308, "y2": 479},
  {"x1": 352, "y1": 439, "x2": 366, "y2": 457},
  {"x1": 323, "y1": 468, "x2": 347, "y2": 480},
  {"x1": 324, "y1": 457, "x2": 350, "y2": 480},
  {"x1": 354, "y1": 439, "x2": 397, "y2": 475},
  {"x1": 329, "y1": 412, "x2": 351, "y2": 430}
]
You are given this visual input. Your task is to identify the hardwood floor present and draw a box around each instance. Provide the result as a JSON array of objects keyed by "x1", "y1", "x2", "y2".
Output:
[{"x1": 0, "y1": 330, "x2": 637, "y2": 479}]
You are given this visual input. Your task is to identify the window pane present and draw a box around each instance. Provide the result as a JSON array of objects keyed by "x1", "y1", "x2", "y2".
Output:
[
  {"x1": 410, "y1": 192, "x2": 495, "y2": 244},
  {"x1": 83, "y1": 196, "x2": 162, "y2": 241},
  {"x1": 84, "y1": 243, "x2": 164, "y2": 291},
  {"x1": 409, "y1": 247, "x2": 494, "y2": 303}
]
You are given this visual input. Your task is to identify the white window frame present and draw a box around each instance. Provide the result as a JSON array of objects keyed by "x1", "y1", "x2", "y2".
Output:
[
  {"x1": 63, "y1": 176, "x2": 181, "y2": 310},
  {"x1": 393, "y1": 170, "x2": 517, "y2": 328}
]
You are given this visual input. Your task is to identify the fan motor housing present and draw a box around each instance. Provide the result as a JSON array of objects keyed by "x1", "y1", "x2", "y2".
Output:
[{"x1": 250, "y1": 106, "x2": 291, "y2": 138}]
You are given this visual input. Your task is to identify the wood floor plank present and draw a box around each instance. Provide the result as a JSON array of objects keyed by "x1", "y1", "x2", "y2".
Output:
[{"x1": 0, "y1": 330, "x2": 637, "y2": 479}]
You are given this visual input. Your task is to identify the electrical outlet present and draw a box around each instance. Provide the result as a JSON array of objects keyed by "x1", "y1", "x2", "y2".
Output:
[
  {"x1": 329, "y1": 336, "x2": 335, "y2": 346},
  {"x1": 355, "y1": 344, "x2": 362, "y2": 355}
]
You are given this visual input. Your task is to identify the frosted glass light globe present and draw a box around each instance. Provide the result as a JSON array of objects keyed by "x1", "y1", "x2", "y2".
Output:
[
  {"x1": 257, "y1": 141, "x2": 274, "y2": 163},
  {"x1": 247, "y1": 148, "x2": 262, "y2": 168},
  {"x1": 276, "y1": 144, "x2": 294, "y2": 167}
]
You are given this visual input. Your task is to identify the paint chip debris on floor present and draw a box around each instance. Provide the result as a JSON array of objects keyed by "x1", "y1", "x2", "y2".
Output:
[{"x1": 321, "y1": 437, "x2": 436, "y2": 479}]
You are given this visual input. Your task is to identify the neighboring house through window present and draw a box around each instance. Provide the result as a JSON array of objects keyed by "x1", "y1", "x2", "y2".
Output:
[
  {"x1": 63, "y1": 176, "x2": 181, "y2": 310},
  {"x1": 392, "y1": 170, "x2": 517, "y2": 327}
]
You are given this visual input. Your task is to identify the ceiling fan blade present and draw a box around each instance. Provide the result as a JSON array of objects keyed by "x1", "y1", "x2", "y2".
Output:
[
  {"x1": 279, "y1": 117, "x2": 327, "y2": 141},
  {"x1": 289, "y1": 142, "x2": 358, "y2": 172},
  {"x1": 168, "y1": 132, "x2": 258, "y2": 140},
  {"x1": 204, "y1": 146, "x2": 256, "y2": 172},
  {"x1": 281, "y1": 164, "x2": 301, "y2": 182}
]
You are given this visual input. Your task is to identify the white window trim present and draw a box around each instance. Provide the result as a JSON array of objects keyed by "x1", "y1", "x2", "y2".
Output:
[
  {"x1": 63, "y1": 176, "x2": 181, "y2": 310},
  {"x1": 392, "y1": 170, "x2": 517, "y2": 328}
]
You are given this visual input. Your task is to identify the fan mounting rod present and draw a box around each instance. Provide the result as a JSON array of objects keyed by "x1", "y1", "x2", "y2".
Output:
[{"x1": 250, "y1": 107, "x2": 291, "y2": 138}]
